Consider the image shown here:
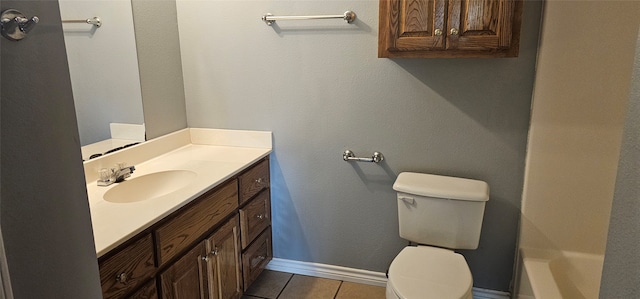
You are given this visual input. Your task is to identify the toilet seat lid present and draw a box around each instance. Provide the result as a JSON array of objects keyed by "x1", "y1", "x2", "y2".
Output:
[{"x1": 388, "y1": 246, "x2": 473, "y2": 299}]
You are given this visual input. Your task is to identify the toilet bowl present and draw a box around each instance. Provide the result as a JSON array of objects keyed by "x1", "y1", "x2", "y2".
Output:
[
  {"x1": 386, "y1": 246, "x2": 473, "y2": 299},
  {"x1": 387, "y1": 172, "x2": 489, "y2": 299}
]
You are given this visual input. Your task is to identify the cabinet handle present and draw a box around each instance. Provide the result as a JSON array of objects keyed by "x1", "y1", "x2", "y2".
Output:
[
  {"x1": 450, "y1": 28, "x2": 459, "y2": 35},
  {"x1": 210, "y1": 247, "x2": 219, "y2": 256},
  {"x1": 255, "y1": 177, "x2": 263, "y2": 184},
  {"x1": 434, "y1": 28, "x2": 442, "y2": 36},
  {"x1": 201, "y1": 255, "x2": 209, "y2": 262},
  {"x1": 258, "y1": 255, "x2": 266, "y2": 261},
  {"x1": 256, "y1": 214, "x2": 265, "y2": 220},
  {"x1": 116, "y1": 272, "x2": 129, "y2": 284}
]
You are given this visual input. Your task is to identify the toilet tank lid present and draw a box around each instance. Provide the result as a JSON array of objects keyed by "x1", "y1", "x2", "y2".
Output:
[{"x1": 393, "y1": 172, "x2": 489, "y2": 202}]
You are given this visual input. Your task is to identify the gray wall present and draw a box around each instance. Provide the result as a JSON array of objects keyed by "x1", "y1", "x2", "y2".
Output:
[
  {"x1": 0, "y1": 0, "x2": 102, "y2": 297},
  {"x1": 179, "y1": 0, "x2": 543, "y2": 291},
  {"x1": 600, "y1": 26, "x2": 640, "y2": 298},
  {"x1": 132, "y1": 0, "x2": 187, "y2": 140}
]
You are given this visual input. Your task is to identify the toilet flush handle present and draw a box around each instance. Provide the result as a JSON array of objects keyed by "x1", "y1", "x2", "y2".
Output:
[{"x1": 399, "y1": 196, "x2": 415, "y2": 205}]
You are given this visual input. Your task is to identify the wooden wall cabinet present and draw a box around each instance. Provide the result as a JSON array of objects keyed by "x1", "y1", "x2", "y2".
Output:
[
  {"x1": 378, "y1": 0, "x2": 523, "y2": 58},
  {"x1": 97, "y1": 158, "x2": 272, "y2": 299}
]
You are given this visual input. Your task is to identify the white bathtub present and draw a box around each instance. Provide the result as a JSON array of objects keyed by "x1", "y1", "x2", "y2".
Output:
[{"x1": 516, "y1": 249, "x2": 604, "y2": 299}]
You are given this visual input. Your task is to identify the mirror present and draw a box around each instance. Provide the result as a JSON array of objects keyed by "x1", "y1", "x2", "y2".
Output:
[{"x1": 58, "y1": 0, "x2": 146, "y2": 160}]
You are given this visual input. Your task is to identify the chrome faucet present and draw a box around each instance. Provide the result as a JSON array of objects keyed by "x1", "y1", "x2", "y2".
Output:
[{"x1": 97, "y1": 162, "x2": 136, "y2": 186}]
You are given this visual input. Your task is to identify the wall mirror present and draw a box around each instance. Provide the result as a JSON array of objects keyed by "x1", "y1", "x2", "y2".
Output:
[{"x1": 59, "y1": 0, "x2": 146, "y2": 160}]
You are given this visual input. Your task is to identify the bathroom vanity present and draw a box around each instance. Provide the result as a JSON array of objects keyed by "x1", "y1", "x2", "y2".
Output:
[{"x1": 84, "y1": 129, "x2": 273, "y2": 299}]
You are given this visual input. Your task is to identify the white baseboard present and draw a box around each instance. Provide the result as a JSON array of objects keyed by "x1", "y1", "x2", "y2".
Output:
[
  {"x1": 266, "y1": 258, "x2": 388, "y2": 287},
  {"x1": 266, "y1": 258, "x2": 510, "y2": 299}
]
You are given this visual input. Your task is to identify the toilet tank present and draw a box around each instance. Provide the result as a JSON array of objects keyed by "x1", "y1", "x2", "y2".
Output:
[{"x1": 393, "y1": 172, "x2": 489, "y2": 250}]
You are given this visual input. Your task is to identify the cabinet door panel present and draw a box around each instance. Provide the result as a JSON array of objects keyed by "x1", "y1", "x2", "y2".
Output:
[
  {"x1": 448, "y1": 0, "x2": 517, "y2": 50},
  {"x1": 206, "y1": 216, "x2": 242, "y2": 299},
  {"x1": 379, "y1": 0, "x2": 445, "y2": 55},
  {"x1": 160, "y1": 242, "x2": 208, "y2": 299}
]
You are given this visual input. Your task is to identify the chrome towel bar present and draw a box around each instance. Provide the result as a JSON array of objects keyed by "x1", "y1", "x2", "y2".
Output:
[
  {"x1": 62, "y1": 16, "x2": 101, "y2": 28},
  {"x1": 262, "y1": 11, "x2": 356, "y2": 26},
  {"x1": 343, "y1": 150, "x2": 384, "y2": 163}
]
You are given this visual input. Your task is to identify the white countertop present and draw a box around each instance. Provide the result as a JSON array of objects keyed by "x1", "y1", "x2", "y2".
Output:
[{"x1": 84, "y1": 128, "x2": 272, "y2": 257}]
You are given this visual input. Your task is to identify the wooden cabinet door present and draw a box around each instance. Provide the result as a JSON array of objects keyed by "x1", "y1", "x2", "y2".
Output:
[
  {"x1": 206, "y1": 216, "x2": 243, "y2": 299},
  {"x1": 379, "y1": 0, "x2": 446, "y2": 55},
  {"x1": 160, "y1": 242, "x2": 209, "y2": 299},
  {"x1": 447, "y1": 0, "x2": 519, "y2": 51}
]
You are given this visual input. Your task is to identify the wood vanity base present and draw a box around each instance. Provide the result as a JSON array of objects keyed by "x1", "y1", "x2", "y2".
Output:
[{"x1": 98, "y1": 158, "x2": 272, "y2": 299}]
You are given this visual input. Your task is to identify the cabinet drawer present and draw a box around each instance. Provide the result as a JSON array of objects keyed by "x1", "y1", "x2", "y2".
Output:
[
  {"x1": 239, "y1": 159, "x2": 269, "y2": 205},
  {"x1": 239, "y1": 190, "x2": 271, "y2": 249},
  {"x1": 156, "y1": 180, "x2": 238, "y2": 265},
  {"x1": 242, "y1": 228, "x2": 272, "y2": 290},
  {"x1": 99, "y1": 234, "x2": 155, "y2": 299},
  {"x1": 126, "y1": 280, "x2": 157, "y2": 299}
]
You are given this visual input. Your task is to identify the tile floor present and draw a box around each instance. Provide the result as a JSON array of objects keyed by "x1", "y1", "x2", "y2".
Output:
[{"x1": 242, "y1": 270, "x2": 386, "y2": 299}]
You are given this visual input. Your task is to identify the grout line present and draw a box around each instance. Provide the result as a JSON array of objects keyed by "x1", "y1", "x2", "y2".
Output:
[
  {"x1": 274, "y1": 272, "x2": 295, "y2": 299},
  {"x1": 333, "y1": 280, "x2": 344, "y2": 299}
]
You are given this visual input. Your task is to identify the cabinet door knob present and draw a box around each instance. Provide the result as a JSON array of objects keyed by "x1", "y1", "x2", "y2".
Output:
[
  {"x1": 210, "y1": 247, "x2": 219, "y2": 256},
  {"x1": 116, "y1": 272, "x2": 129, "y2": 284},
  {"x1": 450, "y1": 28, "x2": 459, "y2": 35},
  {"x1": 255, "y1": 177, "x2": 263, "y2": 184},
  {"x1": 434, "y1": 28, "x2": 443, "y2": 36},
  {"x1": 256, "y1": 214, "x2": 265, "y2": 220},
  {"x1": 201, "y1": 255, "x2": 209, "y2": 262}
]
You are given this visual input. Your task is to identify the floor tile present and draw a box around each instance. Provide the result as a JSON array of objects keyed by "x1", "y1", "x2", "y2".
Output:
[
  {"x1": 278, "y1": 275, "x2": 342, "y2": 299},
  {"x1": 244, "y1": 270, "x2": 293, "y2": 299},
  {"x1": 335, "y1": 281, "x2": 387, "y2": 299}
]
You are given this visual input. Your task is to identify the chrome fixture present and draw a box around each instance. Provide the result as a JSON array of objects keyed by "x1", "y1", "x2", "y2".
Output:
[
  {"x1": 343, "y1": 150, "x2": 384, "y2": 163},
  {"x1": 262, "y1": 11, "x2": 356, "y2": 26},
  {"x1": 98, "y1": 162, "x2": 136, "y2": 186},
  {"x1": 1, "y1": 9, "x2": 39, "y2": 41},
  {"x1": 62, "y1": 16, "x2": 102, "y2": 28}
]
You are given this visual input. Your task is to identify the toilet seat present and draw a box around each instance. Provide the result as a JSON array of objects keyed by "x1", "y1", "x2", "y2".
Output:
[{"x1": 387, "y1": 246, "x2": 473, "y2": 299}]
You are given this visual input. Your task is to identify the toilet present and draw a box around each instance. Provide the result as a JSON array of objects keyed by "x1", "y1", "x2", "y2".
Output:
[{"x1": 386, "y1": 172, "x2": 490, "y2": 299}]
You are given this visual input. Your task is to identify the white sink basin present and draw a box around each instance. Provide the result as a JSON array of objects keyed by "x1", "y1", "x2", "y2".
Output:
[{"x1": 104, "y1": 170, "x2": 197, "y2": 203}]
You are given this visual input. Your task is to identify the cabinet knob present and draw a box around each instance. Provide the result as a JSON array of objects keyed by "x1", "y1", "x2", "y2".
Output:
[
  {"x1": 201, "y1": 255, "x2": 209, "y2": 262},
  {"x1": 434, "y1": 28, "x2": 442, "y2": 36},
  {"x1": 116, "y1": 272, "x2": 129, "y2": 284},
  {"x1": 256, "y1": 214, "x2": 265, "y2": 220},
  {"x1": 450, "y1": 28, "x2": 459, "y2": 35},
  {"x1": 255, "y1": 177, "x2": 263, "y2": 184},
  {"x1": 210, "y1": 247, "x2": 219, "y2": 256}
]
